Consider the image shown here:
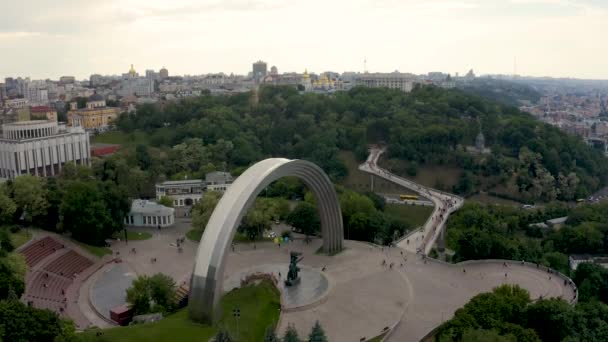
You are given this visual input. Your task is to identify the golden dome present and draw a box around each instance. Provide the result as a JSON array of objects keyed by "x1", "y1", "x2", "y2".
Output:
[
  {"x1": 303, "y1": 69, "x2": 310, "y2": 80},
  {"x1": 129, "y1": 64, "x2": 136, "y2": 75}
]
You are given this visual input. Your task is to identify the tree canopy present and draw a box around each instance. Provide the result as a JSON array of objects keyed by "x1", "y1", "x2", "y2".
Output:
[{"x1": 113, "y1": 85, "x2": 607, "y2": 202}]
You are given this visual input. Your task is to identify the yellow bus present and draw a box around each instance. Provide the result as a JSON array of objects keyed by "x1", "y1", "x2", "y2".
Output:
[{"x1": 399, "y1": 194, "x2": 419, "y2": 201}]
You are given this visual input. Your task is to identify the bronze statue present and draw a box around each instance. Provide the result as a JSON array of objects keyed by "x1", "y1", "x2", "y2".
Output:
[{"x1": 285, "y1": 251, "x2": 303, "y2": 287}]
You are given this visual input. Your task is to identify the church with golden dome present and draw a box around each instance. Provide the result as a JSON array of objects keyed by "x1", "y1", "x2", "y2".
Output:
[
  {"x1": 122, "y1": 64, "x2": 139, "y2": 79},
  {"x1": 300, "y1": 70, "x2": 338, "y2": 92}
]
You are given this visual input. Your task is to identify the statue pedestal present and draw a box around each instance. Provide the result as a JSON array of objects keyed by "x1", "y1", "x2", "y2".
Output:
[
  {"x1": 223, "y1": 264, "x2": 330, "y2": 311},
  {"x1": 284, "y1": 277, "x2": 301, "y2": 287}
]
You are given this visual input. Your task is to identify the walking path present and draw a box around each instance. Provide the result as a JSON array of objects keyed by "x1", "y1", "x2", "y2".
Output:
[{"x1": 359, "y1": 147, "x2": 464, "y2": 255}]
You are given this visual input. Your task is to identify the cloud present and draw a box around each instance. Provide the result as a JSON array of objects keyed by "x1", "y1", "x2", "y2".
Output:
[{"x1": 123, "y1": 0, "x2": 290, "y2": 19}]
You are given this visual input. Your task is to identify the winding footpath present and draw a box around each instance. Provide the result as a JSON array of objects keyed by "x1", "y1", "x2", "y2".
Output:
[{"x1": 359, "y1": 147, "x2": 464, "y2": 255}]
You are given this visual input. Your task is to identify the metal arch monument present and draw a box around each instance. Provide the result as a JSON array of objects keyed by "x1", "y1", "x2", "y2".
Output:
[{"x1": 189, "y1": 158, "x2": 344, "y2": 323}]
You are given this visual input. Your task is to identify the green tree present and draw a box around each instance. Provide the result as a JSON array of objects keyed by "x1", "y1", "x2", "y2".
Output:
[
  {"x1": 126, "y1": 275, "x2": 152, "y2": 315},
  {"x1": 59, "y1": 181, "x2": 112, "y2": 245},
  {"x1": 0, "y1": 299, "x2": 75, "y2": 342},
  {"x1": 135, "y1": 144, "x2": 152, "y2": 171},
  {"x1": 158, "y1": 196, "x2": 174, "y2": 208},
  {"x1": 524, "y1": 298, "x2": 574, "y2": 342},
  {"x1": 0, "y1": 256, "x2": 25, "y2": 300},
  {"x1": 241, "y1": 206, "x2": 271, "y2": 241},
  {"x1": 0, "y1": 187, "x2": 16, "y2": 224},
  {"x1": 283, "y1": 324, "x2": 301, "y2": 342},
  {"x1": 287, "y1": 202, "x2": 320, "y2": 237},
  {"x1": 264, "y1": 326, "x2": 280, "y2": 342},
  {"x1": 148, "y1": 273, "x2": 177, "y2": 312},
  {"x1": 214, "y1": 330, "x2": 233, "y2": 342},
  {"x1": 126, "y1": 273, "x2": 176, "y2": 315},
  {"x1": 10, "y1": 175, "x2": 49, "y2": 225},
  {"x1": 308, "y1": 321, "x2": 328, "y2": 342},
  {"x1": 574, "y1": 263, "x2": 608, "y2": 303},
  {"x1": 460, "y1": 329, "x2": 516, "y2": 342},
  {"x1": 192, "y1": 191, "x2": 222, "y2": 232}
]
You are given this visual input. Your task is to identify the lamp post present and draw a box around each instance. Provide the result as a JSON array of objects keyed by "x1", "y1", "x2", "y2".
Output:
[{"x1": 232, "y1": 307, "x2": 240, "y2": 339}]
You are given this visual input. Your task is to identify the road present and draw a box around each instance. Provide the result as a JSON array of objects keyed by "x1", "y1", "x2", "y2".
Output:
[{"x1": 359, "y1": 147, "x2": 464, "y2": 255}]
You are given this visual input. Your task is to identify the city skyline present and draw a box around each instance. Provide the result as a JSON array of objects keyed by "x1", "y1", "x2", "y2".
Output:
[{"x1": 1, "y1": 0, "x2": 607, "y2": 80}]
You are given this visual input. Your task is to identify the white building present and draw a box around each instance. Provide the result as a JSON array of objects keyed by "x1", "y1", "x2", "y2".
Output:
[
  {"x1": 569, "y1": 255, "x2": 608, "y2": 271},
  {"x1": 119, "y1": 78, "x2": 155, "y2": 97},
  {"x1": 155, "y1": 179, "x2": 204, "y2": 207},
  {"x1": 125, "y1": 199, "x2": 175, "y2": 227},
  {"x1": 4, "y1": 98, "x2": 28, "y2": 109},
  {"x1": 356, "y1": 72, "x2": 420, "y2": 93},
  {"x1": 205, "y1": 171, "x2": 233, "y2": 192},
  {"x1": 155, "y1": 172, "x2": 234, "y2": 207},
  {"x1": 0, "y1": 120, "x2": 90, "y2": 180}
]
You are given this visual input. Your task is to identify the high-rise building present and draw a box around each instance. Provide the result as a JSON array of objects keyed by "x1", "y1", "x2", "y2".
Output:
[
  {"x1": 252, "y1": 60, "x2": 268, "y2": 83},
  {"x1": 0, "y1": 120, "x2": 90, "y2": 180},
  {"x1": 159, "y1": 67, "x2": 169, "y2": 79},
  {"x1": 145, "y1": 69, "x2": 159, "y2": 80},
  {"x1": 59, "y1": 76, "x2": 75, "y2": 84},
  {"x1": 0, "y1": 83, "x2": 6, "y2": 101},
  {"x1": 90, "y1": 74, "x2": 103, "y2": 87}
]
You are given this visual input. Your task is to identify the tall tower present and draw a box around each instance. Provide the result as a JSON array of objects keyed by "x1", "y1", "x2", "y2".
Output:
[
  {"x1": 160, "y1": 67, "x2": 169, "y2": 79},
  {"x1": 252, "y1": 60, "x2": 268, "y2": 84}
]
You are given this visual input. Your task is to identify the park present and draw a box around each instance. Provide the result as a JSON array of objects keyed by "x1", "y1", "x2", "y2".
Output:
[{"x1": 12, "y1": 154, "x2": 577, "y2": 341}]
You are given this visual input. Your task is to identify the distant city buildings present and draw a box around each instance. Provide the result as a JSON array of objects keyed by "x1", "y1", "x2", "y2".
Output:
[
  {"x1": 68, "y1": 93, "x2": 119, "y2": 132},
  {"x1": 0, "y1": 120, "x2": 90, "y2": 180},
  {"x1": 159, "y1": 67, "x2": 169, "y2": 79},
  {"x1": 30, "y1": 106, "x2": 57, "y2": 121},
  {"x1": 252, "y1": 60, "x2": 268, "y2": 83},
  {"x1": 356, "y1": 72, "x2": 420, "y2": 92}
]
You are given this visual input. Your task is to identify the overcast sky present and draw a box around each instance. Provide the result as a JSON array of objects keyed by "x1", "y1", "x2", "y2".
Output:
[{"x1": 0, "y1": 0, "x2": 606, "y2": 80}]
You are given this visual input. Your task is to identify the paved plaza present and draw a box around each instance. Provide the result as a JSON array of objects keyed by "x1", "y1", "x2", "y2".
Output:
[
  {"x1": 69, "y1": 169, "x2": 574, "y2": 341},
  {"x1": 82, "y1": 229, "x2": 574, "y2": 341}
]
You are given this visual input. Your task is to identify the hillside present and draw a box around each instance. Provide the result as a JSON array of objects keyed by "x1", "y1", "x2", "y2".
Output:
[
  {"x1": 109, "y1": 85, "x2": 608, "y2": 203},
  {"x1": 457, "y1": 77, "x2": 542, "y2": 106}
]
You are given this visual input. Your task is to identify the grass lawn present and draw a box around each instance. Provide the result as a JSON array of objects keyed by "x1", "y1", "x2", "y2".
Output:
[
  {"x1": 71, "y1": 239, "x2": 112, "y2": 257},
  {"x1": 186, "y1": 229, "x2": 202, "y2": 242},
  {"x1": 112, "y1": 231, "x2": 152, "y2": 241},
  {"x1": 10, "y1": 229, "x2": 32, "y2": 248},
  {"x1": 379, "y1": 157, "x2": 462, "y2": 191},
  {"x1": 368, "y1": 331, "x2": 388, "y2": 342},
  {"x1": 77, "y1": 281, "x2": 280, "y2": 342},
  {"x1": 468, "y1": 193, "x2": 523, "y2": 206},
  {"x1": 339, "y1": 151, "x2": 416, "y2": 195},
  {"x1": 384, "y1": 204, "x2": 433, "y2": 228},
  {"x1": 91, "y1": 131, "x2": 149, "y2": 146},
  {"x1": 217, "y1": 281, "x2": 281, "y2": 339}
]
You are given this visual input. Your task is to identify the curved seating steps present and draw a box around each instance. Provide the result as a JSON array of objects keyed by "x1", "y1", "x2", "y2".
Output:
[
  {"x1": 43, "y1": 250, "x2": 93, "y2": 278},
  {"x1": 27, "y1": 271, "x2": 72, "y2": 302},
  {"x1": 20, "y1": 237, "x2": 65, "y2": 267}
]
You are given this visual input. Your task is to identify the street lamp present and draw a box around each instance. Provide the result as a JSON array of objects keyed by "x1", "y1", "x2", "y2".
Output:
[{"x1": 232, "y1": 307, "x2": 241, "y2": 339}]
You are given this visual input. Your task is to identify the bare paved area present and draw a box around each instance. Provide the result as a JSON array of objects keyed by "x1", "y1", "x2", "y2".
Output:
[
  {"x1": 85, "y1": 226, "x2": 575, "y2": 342},
  {"x1": 80, "y1": 205, "x2": 574, "y2": 342}
]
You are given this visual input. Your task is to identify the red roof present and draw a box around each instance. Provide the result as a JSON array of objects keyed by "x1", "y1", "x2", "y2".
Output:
[{"x1": 30, "y1": 106, "x2": 54, "y2": 113}]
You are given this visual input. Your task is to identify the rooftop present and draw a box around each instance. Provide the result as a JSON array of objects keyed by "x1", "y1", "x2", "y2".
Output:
[
  {"x1": 130, "y1": 200, "x2": 174, "y2": 216},
  {"x1": 547, "y1": 216, "x2": 568, "y2": 225},
  {"x1": 158, "y1": 179, "x2": 204, "y2": 186}
]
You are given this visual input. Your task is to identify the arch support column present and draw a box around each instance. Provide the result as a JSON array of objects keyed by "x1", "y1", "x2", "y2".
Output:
[{"x1": 189, "y1": 158, "x2": 343, "y2": 323}]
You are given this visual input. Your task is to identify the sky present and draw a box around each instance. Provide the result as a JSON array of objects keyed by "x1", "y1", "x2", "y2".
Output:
[{"x1": 0, "y1": 0, "x2": 607, "y2": 80}]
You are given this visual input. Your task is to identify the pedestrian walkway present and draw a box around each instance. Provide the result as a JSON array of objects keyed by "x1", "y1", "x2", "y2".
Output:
[{"x1": 358, "y1": 147, "x2": 464, "y2": 255}]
